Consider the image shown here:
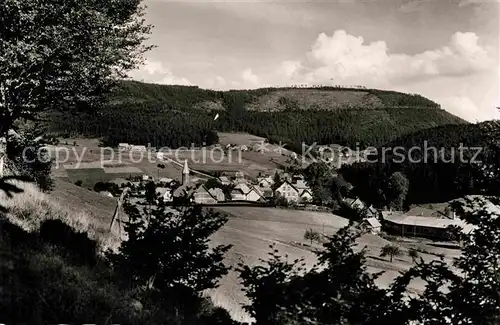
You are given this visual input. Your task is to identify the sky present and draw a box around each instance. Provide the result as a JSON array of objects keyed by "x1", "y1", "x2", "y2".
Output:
[{"x1": 129, "y1": 0, "x2": 500, "y2": 122}]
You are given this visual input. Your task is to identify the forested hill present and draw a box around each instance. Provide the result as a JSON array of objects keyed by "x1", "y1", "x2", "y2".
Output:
[
  {"x1": 45, "y1": 80, "x2": 467, "y2": 151},
  {"x1": 341, "y1": 121, "x2": 500, "y2": 207},
  {"x1": 110, "y1": 80, "x2": 448, "y2": 111}
]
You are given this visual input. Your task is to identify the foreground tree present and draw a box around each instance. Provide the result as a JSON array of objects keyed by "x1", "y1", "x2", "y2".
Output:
[
  {"x1": 0, "y1": 0, "x2": 152, "y2": 209},
  {"x1": 109, "y1": 201, "x2": 232, "y2": 308},
  {"x1": 0, "y1": 0, "x2": 152, "y2": 136},
  {"x1": 239, "y1": 226, "x2": 389, "y2": 325}
]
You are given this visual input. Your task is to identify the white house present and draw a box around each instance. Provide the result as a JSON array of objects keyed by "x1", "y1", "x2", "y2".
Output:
[
  {"x1": 208, "y1": 188, "x2": 225, "y2": 202},
  {"x1": 193, "y1": 186, "x2": 217, "y2": 204},
  {"x1": 131, "y1": 145, "x2": 147, "y2": 152},
  {"x1": 231, "y1": 188, "x2": 247, "y2": 201},
  {"x1": 98, "y1": 191, "x2": 114, "y2": 198},
  {"x1": 362, "y1": 218, "x2": 382, "y2": 234},
  {"x1": 156, "y1": 187, "x2": 173, "y2": 202},
  {"x1": 257, "y1": 176, "x2": 274, "y2": 188},
  {"x1": 231, "y1": 183, "x2": 263, "y2": 202},
  {"x1": 275, "y1": 181, "x2": 300, "y2": 202},
  {"x1": 294, "y1": 179, "x2": 309, "y2": 191},
  {"x1": 299, "y1": 189, "x2": 313, "y2": 203},
  {"x1": 245, "y1": 187, "x2": 264, "y2": 202},
  {"x1": 142, "y1": 174, "x2": 150, "y2": 181},
  {"x1": 218, "y1": 176, "x2": 232, "y2": 185},
  {"x1": 118, "y1": 143, "x2": 131, "y2": 151}
]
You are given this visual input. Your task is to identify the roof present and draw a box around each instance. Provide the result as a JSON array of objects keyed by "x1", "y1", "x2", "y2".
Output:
[
  {"x1": 276, "y1": 180, "x2": 299, "y2": 193},
  {"x1": 300, "y1": 189, "x2": 312, "y2": 196},
  {"x1": 231, "y1": 188, "x2": 245, "y2": 194},
  {"x1": 173, "y1": 184, "x2": 196, "y2": 198},
  {"x1": 219, "y1": 176, "x2": 231, "y2": 182},
  {"x1": 252, "y1": 186, "x2": 264, "y2": 196},
  {"x1": 382, "y1": 212, "x2": 475, "y2": 234},
  {"x1": 364, "y1": 217, "x2": 381, "y2": 228},
  {"x1": 294, "y1": 179, "x2": 309, "y2": 190},
  {"x1": 234, "y1": 183, "x2": 251, "y2": 194},
  {"x1": 405, "y1": 206, "x2": 439, "y2": 218},
  {"x1": 344, "y1": 197, "x2": 367, "y2": 210}
]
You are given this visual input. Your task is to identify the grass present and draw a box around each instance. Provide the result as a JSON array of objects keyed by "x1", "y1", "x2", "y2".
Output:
[{"x1": 1, "y1": 179, "x2": 121, "y2": 252}]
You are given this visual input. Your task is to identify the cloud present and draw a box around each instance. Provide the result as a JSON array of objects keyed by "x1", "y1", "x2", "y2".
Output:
[
  {"x1": 270, "y1": 30, "x2": 493, "y2": 87},
  {"x1": 241, "y1": 68, "x2": 260, "y2": 86},
  {"x1": 129, "y1": 60, "x2": 192, "y2": 86}
]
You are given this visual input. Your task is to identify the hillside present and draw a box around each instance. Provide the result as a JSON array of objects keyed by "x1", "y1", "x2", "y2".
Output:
[
  {"x1": 109, "y1": 81, "x2": 445, "y2": 112},
  {"x1": 340, "y1": 121, "x2": 500, "y2": 206},
  {"x1": 43, "y1": 80, "x2": 467, "y2": 151}
]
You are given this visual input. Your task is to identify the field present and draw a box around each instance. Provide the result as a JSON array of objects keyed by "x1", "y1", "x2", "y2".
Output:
[
  {"x1": 43, "y1": 176, "x2": 461, "y2": 322},
  {"x1": 48, "y1": 133, "x2": 310, "y2": 186},
  {"x1": 205, "y1": 206, "x2": 457, "y2": 322}
]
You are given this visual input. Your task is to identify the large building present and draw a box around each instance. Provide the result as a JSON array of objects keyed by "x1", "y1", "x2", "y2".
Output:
[{"x1": 381, "y1": 210, "x2": 475, "y2": 241}]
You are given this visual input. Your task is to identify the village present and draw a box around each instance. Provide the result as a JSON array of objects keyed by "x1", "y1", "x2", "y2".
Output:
[{"x1": 95, "y1": 146, "x2": 498, "y2": 244}]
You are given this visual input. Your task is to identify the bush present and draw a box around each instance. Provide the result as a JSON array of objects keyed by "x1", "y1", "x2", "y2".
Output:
[{"x1": 74, "y1": 180, "x2": 83, "y2": 187}]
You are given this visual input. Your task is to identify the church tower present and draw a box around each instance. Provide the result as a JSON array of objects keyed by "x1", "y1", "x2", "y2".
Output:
[{"x1": 182, "y1": 159, "x2": 189, "y2": 185}]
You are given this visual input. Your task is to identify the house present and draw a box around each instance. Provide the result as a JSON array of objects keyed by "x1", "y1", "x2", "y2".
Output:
[
  {"x1": 343, "y1": 197, "x2": 367, "y2": 211},
  {"x1": 118, "y1": 143, "x2": 131, "y2": 151},
  {"x1": 365, "y1": 206, "x2": 378, "y2": 218},
  {"x1": 299, "y1": 189, "x2": 313, "y2": 203},
  {"x1": 275, "y1": 181, "x2": 300, "y2": 202},
  {"x1": 235, "y1": 171, "x2": 245, "y2": 180},
  {"x1": 231, "y1": 188, "x2": 246, "y2": 201},
  {"x1": 130, "y1": 145, "x2": 147, "y2": 152},
  {"x1": 208, "y1": 188, "x2": 225, "y2": 202},
  {"x1": 98, "y1": 191, "x2": 114, "y2": 198},
  {"x1": 193, "y1": 186, "x2": 217, "y2": 204},
  {"x1": 230, "y1": 183, "x2": 264, "y2": 202},
  {"x1": 362, "y1": 218, "x2": 382, "y2": 234},
  {"x1": 218, "y1": 176, "x2": 232, "y2": 186},
  {"x1": 294, "y1": 179, "x2": 309, "y2": 191},
  {"x1": 280, "y1": 172, "x2": 292, "y2": 182},
  {"x1": 240, "y1": 145, "x2": 248, "y2": 151},
  {"x1": 246, "y1": 186, "x2": 264, "y2": 202},
  {"x1": 156, "y1": 187, "x2": 173, "y2": 202},
  {"x1": 381, "y1": 210, "x2": 475, "y2": 241},
  {"x1": 257, "y1": 176, "x2": 274, "y2": 188},
  {"x1": 142, "y1": 174, "x2": 151, "y2": 181}
]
